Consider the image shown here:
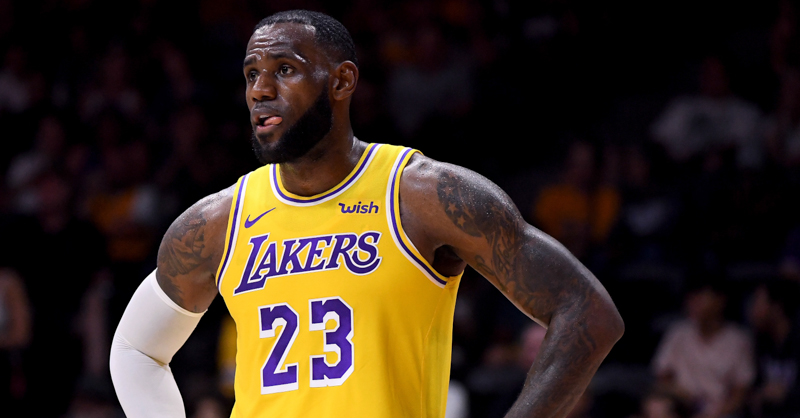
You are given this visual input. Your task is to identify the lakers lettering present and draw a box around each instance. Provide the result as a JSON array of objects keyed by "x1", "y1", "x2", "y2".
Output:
[{"x1": 233, "y1": 231, "x2": 382, "y2": 295}]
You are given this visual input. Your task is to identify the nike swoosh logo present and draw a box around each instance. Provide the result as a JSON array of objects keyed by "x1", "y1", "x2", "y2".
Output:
[{"x1": 244, "y1": 207, "x2": 276, "y2": 228}]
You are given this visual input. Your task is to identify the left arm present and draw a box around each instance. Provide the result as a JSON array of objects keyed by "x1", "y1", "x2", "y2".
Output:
[{"x1": 401, "y1": 156, "x2": 624, "y2": 418}]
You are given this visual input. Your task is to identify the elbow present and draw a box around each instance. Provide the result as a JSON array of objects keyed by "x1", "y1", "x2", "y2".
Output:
[
  {"x1": 583, "y1": 297, "x2": 624, "y2": 353},
  {"x1": 598, "y1": 301, "x2": 625, "y2": 349},
  {"x1": 609, "y1": 307, "x2": 625, "y2": 343}
]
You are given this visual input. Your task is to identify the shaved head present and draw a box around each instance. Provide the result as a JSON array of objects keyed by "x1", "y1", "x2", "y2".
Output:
[{"x1": 255, "y1": 10, "x2": 358, "y2": 67}]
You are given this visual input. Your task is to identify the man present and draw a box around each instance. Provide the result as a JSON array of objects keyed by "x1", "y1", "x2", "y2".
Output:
[
  {"x1": 109, "y1": 10, "x2": 623, "y2": 418},
  {"x1": 652, "y1": 277, "x2": 754, "y2": 418}
]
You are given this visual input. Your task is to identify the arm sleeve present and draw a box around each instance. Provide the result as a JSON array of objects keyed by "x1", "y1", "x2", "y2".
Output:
[{"x1": 109, "y1": 270, "x2": 205, "y2": 418}]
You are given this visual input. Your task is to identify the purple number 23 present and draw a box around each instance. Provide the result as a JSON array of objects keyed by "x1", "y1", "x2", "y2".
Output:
[{"x1": 259, "y1": 297, "x2": 354, "y2": 394}]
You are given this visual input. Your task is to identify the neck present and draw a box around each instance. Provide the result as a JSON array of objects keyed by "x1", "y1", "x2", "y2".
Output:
[
  {"x1": 697, "y1": 317, "x2": 724, "y2": 339},
  {"x1": 278, "y1": 127, "x2": 366, "y2": 196}
]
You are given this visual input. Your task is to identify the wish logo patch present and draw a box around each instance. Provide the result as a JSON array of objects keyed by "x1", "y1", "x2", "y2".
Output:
[{"x1": 339, "y1": 201, "x2": 380, "y2": 214}]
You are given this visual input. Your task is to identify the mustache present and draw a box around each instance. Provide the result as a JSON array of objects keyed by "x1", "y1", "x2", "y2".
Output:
[{"x1": 251, "y1": 102, "x2": 281, "y2": 114}]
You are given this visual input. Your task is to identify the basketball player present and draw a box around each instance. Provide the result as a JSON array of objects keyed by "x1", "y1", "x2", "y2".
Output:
[{"x1": 109, "y1": 10, "x2": 623, "y2": 418}]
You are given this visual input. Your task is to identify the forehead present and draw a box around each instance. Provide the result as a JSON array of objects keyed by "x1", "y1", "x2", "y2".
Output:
[{"x1": 246, "y1": 23, "x2": 319, "y2": 58}]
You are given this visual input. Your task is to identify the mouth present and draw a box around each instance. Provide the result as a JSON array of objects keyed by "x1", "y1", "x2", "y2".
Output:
[{"x1": 253, "y1": 113, "x2": 284, "y2": 135}]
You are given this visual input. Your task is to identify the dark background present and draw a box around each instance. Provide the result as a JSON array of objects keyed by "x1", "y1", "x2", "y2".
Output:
[{"x1": 0, "y1": 0, "x2": 799, "y2": 417}]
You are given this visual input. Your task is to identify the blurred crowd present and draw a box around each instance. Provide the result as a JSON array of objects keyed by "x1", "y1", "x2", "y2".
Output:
[{"x1": 0, "y1": 0, "x2": 799, "y2": 417}]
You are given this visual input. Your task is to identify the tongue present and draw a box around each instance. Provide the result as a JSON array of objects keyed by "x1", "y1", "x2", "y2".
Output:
[{"x1": 264, "y1": 116, "x2": 283, "y2": 126}]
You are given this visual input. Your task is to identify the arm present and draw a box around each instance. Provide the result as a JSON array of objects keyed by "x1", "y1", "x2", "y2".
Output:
[
  {"x1": 400, "y1": 156, "x2": 624, "y2": 418},
  {"x1": 109, "y1": 186, "x2": 233, "y2": 417},
  {"x1": 154, "y1": 185, "x2": 234, "y2": 313}
]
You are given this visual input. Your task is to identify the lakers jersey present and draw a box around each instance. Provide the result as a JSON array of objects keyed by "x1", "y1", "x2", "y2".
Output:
[{"x1": 216, "y1": 143, "x2": 463, "y2": 418}]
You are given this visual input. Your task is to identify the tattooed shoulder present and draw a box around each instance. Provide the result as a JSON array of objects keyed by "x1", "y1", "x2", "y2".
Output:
[
  {"x1": 402, "y1": 156, "x2": 526, "y2": 281},
  {"x1": 405, "y1": 157, "x2": 592, "y2": 323},
  {"x1": 156, "y1": 185, "x2": 235, "y2": 308},
  {"x1": 434, "y1": 164, "x2": 525, "y2": 273}
]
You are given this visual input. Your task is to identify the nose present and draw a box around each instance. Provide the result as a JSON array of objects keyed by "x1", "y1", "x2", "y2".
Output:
[{"x1": 251, "y1": 71, "x2": 277, "y2": 103}]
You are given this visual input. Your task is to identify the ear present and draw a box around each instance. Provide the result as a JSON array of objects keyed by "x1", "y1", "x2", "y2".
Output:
[{"x1": 331, "y1": 61, "x2": 358, "y2": 101}]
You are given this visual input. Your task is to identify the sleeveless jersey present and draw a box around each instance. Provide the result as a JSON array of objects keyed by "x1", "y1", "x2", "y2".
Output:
[{"x1": 216, "y1": 143, "x2": 463, "y2": 418}]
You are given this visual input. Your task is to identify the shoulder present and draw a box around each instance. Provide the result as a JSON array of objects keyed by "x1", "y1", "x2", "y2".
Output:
[
  {"x1": 187, "y1": 183, "x2": 237, "y2": 226},
  {"x1": 400, "y1": 153, "x2": 522, "y2": 224},
  {"x1": 164, "y1": 183, "x2": 236, "y2": 247},
  {"x1": 156, "y1": 183, "x2": 237, "y2": 292},
  {"x1": 662, "y1": 319, "x2": 695, "y2": 341},
  {"x1": 398, "y1": 152, "x2": 525, "y2": 255},
  {"x1": 721, "y1": 322, "x2": 753, "y2": 345}
]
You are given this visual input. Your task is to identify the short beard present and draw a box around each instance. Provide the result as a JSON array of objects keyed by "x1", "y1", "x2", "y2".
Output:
[{"x1": 251, "y1": 87, "x2": 333, "y2": 165}]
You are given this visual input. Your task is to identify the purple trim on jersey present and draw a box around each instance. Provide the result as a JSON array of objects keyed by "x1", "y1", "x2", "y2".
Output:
[
  {"x1": 271, "y1": 144, "x2": 378, "y2": 204},
  {"x1": 217, "y1": 173, "x2": 249, "y2": 291},
  {"x1": 389, "y1": 148, "x2": 448, "y2": 286}
]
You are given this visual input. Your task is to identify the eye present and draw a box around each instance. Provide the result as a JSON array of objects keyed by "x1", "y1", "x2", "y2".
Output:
[
  {"x1": 278, "y1": 64, "x2": 295, "y2": 76},
  {"x1": 247, "y1": 69, "x2": 258, "y2": 82}
]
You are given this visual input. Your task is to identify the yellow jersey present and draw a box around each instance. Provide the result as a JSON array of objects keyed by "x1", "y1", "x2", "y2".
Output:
[{"x1": 215, "y1": 143, "x2": 463, "y2": 417}]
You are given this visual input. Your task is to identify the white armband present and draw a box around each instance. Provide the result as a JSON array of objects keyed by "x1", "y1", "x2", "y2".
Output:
[{"x1": 109, "y1": 270, "x2": 205, "y2": 418}]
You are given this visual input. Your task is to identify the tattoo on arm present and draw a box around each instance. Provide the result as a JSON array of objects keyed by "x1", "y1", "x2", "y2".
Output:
[
  {"x1": 436, "y1": 169, "x2": 618, "y2": 418},
  {"x1": 157, "y1": 214, "x2": 211, "y2": 307},
  {"x1": 436, "y1": 171, "x2": 519, "y2": 285}
]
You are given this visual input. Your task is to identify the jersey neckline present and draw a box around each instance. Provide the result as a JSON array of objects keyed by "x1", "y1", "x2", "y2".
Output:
[{"x1": 270, "y1": 143, "x2": 381, "y2": 207}]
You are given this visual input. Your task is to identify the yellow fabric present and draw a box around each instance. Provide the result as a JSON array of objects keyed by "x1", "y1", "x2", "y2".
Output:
[{"x1": 216, "y1": 143, "x2": 462, "y2": 418}]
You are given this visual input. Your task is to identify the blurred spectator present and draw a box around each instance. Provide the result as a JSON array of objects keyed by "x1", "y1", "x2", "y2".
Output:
[
  {"x1": 87, "y1": 141, "x2": 159, "y2": 265},
  {"x1": 5, "y1": 115, "x2": 67, "y2": 214},
  {"x1": 608, "y1": 143, "x2": 682, "y2": 267},
  {"x1": 386, "y1": 23, "x2": 475, "y2": 138},
  {"x1": 0, "y1": 269, "x2": 31, "y2": 349},
  {"x1": 150, "y1": 42, "x2": 208, "y2": 120},
  {"x1": 0, "y1": 45, "x2": 32, "y2": 114},
  {"x1": 0, "y1": 268, "x2": 31, "y2": 416},
  {"x1": 532, "y1": 141, "x2": 620, "y2": 259},
  {"x1": 747, "y1": 280, "x2": 800, "y2": 418},
  {"x1": 652, "y1": 276, "x2": 755, "y2": 417},
  {"x1": 769, "y1": 0, "x2": 800, "y2": 75},
  {"x1": 651, "y1": 56, "x2": 763, "y2": 169},
  {"x1": 156, "y1": 106, "x2": 222, "y2": 211},
  {"x1": 79, "y1": 45, "x2": 143, "y2": 123},
  {"x1": 765, "y1": 68, "x2": 800, "y2": 168},
  {"x1": 9, "y1": 171, "x2": 109, "y2": 417}
]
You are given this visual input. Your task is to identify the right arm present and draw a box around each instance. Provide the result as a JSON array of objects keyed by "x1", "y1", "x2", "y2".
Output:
[{"x1": 109, "y1": 185, "x2": 234, "y2": 418}]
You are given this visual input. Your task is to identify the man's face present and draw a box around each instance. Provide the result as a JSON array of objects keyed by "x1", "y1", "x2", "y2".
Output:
[
  {"x1": 244, "y1": 23, "x2": 332, "y2": 164},
  {"x1": 686, "y1": 287, "x2": 725, "y2": 323}
]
